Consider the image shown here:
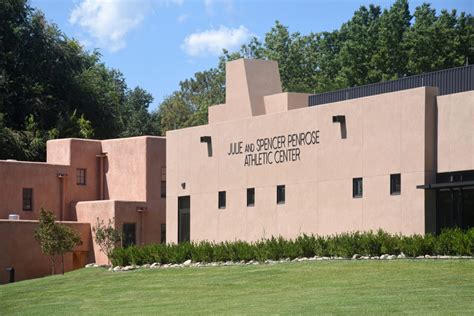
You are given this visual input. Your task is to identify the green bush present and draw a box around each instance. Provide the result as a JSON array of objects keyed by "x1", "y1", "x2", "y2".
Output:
[{"x1": 110, "y1": 228, "x2": 474, "y2": 266}]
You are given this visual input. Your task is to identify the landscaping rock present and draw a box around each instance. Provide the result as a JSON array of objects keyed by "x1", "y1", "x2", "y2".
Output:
[
  {"x1": 113, "y1": 266, "x2": 122, "y2": 271},
  {"x1": 387, "y1": 255, "x2": 396, "y2": 260},
  {"x1": 122, "y1": 265, "x2": 135, "y2": 271},
  {"x1": 361, "y1": 256, "x2": 370, "y2": 260},
  {"x1": 141, "y1": 264, "x2": 151, "y2": 269},
  {"x1": 352, "y1": 254, "x2": 361, "y2": 260},
  {"x1": 416, "y1": 256, "x2": 424, "y2": 259},
  {"x1": 150, "y1": 263, "x2": 159, "y2": 268},
  {"x1": 85, "y1": 263, "x2": 95, "y2": 268},
  {"x1": 183, "y1": 259, "x2": 192, "y2": 266},
  {"x1": 398, "y1": 253, "x2": 406, "y2": 259}
]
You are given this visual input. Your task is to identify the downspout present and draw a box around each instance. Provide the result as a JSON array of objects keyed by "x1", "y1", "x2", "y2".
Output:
[
  {"x1": 96, "y1": 153, "x2": 108, "y2": 200},
  {"x1": 57, "y1": 173, "x2": 67, "y2": 221},
  {"x1": 137, "y1": 207, "x2": 147, "y2": 245}
]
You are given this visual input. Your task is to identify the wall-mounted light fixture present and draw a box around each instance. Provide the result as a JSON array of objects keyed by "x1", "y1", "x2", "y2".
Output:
[
  {"x1": 332, "y1": 115, "x2": 347, "y2": 139},
  {"x1": 200, "y1": 136, "x2": 213, "y2": 157},
  {"x1": 181, "y1": 182, "x2": 186, "y2": 189}
]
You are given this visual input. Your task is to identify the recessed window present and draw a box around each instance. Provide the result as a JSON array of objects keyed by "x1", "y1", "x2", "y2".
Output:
[
  {"x1": 160, "y1": 223, "x2": 166, "y2": 244},
  {"x1": 390, "y1": 174, "x2": 401, "y2": 195},
  {"x1": 247, "y1": 188, "x2": 255, "y2": 207},
  {"x1": 353, "y1": 178, "x2": 363, "y2": 198},
  {"x1": 76, "y1": 168, "x2": 86, "y2": 185},
  {"x1": 161, "y1": 181, "x2": 166, "y2": 198},
  {"x1": 122, "y1": 223, "x2": 136, "y2": 248},
  {"x1": 22, "y1": 188, "x2": 33, "y2": 211},
  {"x1": 277, "y1": 185, "x2": 285, "y2": 204},
  {"x1": 218, "y1": 191, "x2": 226, "y2": 209}
]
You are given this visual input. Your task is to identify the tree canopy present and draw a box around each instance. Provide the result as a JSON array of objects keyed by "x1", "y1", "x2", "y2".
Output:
[
  {"x1": 1, "y1": 0, "x2": 472, "y2": 160},
  {"x1": 155, "y1": 0, "x2": 472, "y2": 135}
]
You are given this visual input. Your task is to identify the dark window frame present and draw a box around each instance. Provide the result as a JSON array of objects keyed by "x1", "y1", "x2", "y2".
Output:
[
  {"x1": 277, "y1": 185, "x2": 285, "y2": 204},
  {"x1": 22, "y1": 188, "x2": 33, "y2": 211},
  {"x1": 247, "y1": 188, "x2": 255, "y2": 207},
  {"x1": 76, "y1": 168, "x2": 86, "y2": 185},
  {"x1": 218, "y1": 191, "x2": 226, "y2": 209},
  {"x1": 161, "y1": 180, "x2": 166, "y2": 198},
  {"x1": 390, "y1": 174, "x2": 401, "y2": 195},
  {"x1": 122, "y1": 223, "x2": 136, "y2": 248},
  {"x1": 353, "y1": 178, "x2": 363, "y2": 198},
  {"x1": 160, "y1": 223, "x2": 166, "y2": 244}
]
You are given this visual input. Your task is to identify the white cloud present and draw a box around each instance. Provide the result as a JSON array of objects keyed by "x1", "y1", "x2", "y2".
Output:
[
  {"x1": 181, "y1": 25, "x2": 252, "y2": 57},
  {"x1": 69, "y1": 0, "x2": 149, "y2": 52},
  {"x1": 177, "y1": 13, "x2": 189, "y2": 23}
]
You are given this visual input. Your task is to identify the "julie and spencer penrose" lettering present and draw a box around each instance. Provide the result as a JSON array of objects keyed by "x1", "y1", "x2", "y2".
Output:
[{"x1": 227, "y1": 130, "x2": 320, "y2": 167}]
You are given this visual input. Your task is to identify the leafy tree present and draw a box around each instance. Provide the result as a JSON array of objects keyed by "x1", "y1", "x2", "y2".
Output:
[
  {"x1": 92, "y1": 218, "x2": 122, "y2": 265},
  {"x1": 34, "y1": 209, "x2": 82, "y2": 275}
]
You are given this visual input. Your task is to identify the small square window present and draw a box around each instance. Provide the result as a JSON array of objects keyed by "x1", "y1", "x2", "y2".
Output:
[
  {"x1": 390, "y1": 174, "x2": 401, "y2": 195},
  {"x1": 161, "y1": 181, "x2": 166, "y2": 198},
  {"x1": 76, "y1": 168, "x2": 86, "y2": 185},
  {"x1": 23, "y1": 188, "x2": 33, "y2": 211},
  {"x1": 218, "y1": 191, "x2": 226, "y2": 209},
  {"x1": 247, "y1": 188, "x2": 255, "y2": 207},
  {"x1": 353, "y1": 178, "x2": 363, "y2": 198},
  {"x1": 277, "y1": 185, "x2": 285, "y2": 204}
]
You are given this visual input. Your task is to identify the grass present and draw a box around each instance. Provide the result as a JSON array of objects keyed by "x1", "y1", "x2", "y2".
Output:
[{"x1": 1, "y1": 260, "x2": 473, "y2": 315}]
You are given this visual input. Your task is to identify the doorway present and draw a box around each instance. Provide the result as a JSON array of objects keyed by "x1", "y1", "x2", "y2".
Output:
[
  {"x1": 437, "y1": 187, "x2": 474, "y2": 232},
  {"x1": 178, "y1": 196, "x2": 190, "y2": 243}
]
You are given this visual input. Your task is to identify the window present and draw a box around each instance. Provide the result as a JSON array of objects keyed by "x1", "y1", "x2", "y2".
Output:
[
  {"x1": 76, "y1": 168, "x2": 86, "y2": 185},
  {"x1": 390, "y1": 174, "x2": 401, "y2": 195},
  {"x1": 353, "y1": 178, "x2": 363, "y2": 198},
  {"x1": 218, "y1": 191, "x2": 226, "y2": 209},
  {"x1": 22, "y1": 188, "x2": 33, "y2": 211},
  {"x1": 277, "y1": 185, "x2": 285, "y2": 204},
  {"x1": 122, "y1": 223, "x2": 136, "y2": 247},
  {"x1": 247, "y1": 188, "x2": 255, "y2": 207},
  {"x1": 160, "y1": 223, "x2": 166, "y2": 244},
  {"x1": 161, "y1": 181, "x2": 166, "y2": 198}
]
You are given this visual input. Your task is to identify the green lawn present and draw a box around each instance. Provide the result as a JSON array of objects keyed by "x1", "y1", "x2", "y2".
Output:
[{"x1": 1, "y1": 260, "x2": 473, "y2": 315}]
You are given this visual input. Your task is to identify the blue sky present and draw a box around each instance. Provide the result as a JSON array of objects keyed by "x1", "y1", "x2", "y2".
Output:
[{"x1": 31, "y1": 0, "x2": 473, "y2": 111}]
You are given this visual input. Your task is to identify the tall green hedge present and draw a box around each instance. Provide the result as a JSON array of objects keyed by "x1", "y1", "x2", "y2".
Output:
[{"x1": 110, "y1": 228, "x2": 474, "y2": 266}]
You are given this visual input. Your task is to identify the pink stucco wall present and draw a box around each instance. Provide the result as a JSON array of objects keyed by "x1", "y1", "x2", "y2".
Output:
[
  {"x1": 0, "y1": 220, "x2": 90, "y2": 284},
  {"x1": 0, "y1": 136, "x2": 166, "y2": 281}
]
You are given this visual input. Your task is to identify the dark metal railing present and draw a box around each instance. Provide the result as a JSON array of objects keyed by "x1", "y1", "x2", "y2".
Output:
[{"x1": 309, "y1": 65, "x2": 474, "y2": 106}]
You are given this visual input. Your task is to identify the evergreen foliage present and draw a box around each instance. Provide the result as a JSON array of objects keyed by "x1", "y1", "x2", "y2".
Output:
[
  {"x1": 110, "y1": 228, "x2": 474, "y2": 266},
  {"x1": 1, "y1": 0, "x2": 472, "y2": 158}
]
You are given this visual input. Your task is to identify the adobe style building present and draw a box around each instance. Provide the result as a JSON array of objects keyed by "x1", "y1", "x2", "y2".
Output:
[
  {"x1": 166, "y1": 59, "x2": 474, "y2": 244},
  {"x1": 1, "y1": 58, "x2": 473, "y2": 283},
  {"x1": 0, "y1": 136, "x2": 166, "y2": 283}
]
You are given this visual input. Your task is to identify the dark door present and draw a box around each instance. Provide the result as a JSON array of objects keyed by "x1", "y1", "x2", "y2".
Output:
[
  {"x1": 437, "y1": 187, "x2": 474, "y2": 232},
  {"x1": 178, "y1": 196, "x2": 190, "y2": 243},
  {"x1": 122, "y1": 223, "x2": 136, "y2": 247}
]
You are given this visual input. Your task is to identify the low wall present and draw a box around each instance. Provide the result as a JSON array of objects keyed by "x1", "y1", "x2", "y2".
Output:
[{"x1": 0, "y1": 220, "x2": 91, "y2": 284}]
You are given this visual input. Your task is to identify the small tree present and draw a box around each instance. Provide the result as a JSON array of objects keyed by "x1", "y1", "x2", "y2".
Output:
[
  {"x1": 34, "y1": 209, "x2": 82, "y2": 275},
  {"x1": 92, "y1": 218, "x2": 122, "y2": 264}
]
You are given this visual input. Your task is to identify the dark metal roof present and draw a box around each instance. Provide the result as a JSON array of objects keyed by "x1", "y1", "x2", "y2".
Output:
[
  {"x1": 309, "y1": 65, "x2": 474, "y2": 106},
  {"x1": 416, "y1": 181, "x2": 474, "y2": 190}
]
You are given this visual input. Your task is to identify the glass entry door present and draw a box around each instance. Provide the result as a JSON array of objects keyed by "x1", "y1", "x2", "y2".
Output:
[
  {"x1": 437, "y1": 188, "x2": 474, "y2": 232},
  {"x1": 178, "y1": 196, "x2": 190, "y2": 243}
]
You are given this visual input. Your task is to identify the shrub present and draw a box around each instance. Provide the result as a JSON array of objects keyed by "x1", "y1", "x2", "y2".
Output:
[{"x1": 110, "y1": 228, "x2": 474, "y2": 266}]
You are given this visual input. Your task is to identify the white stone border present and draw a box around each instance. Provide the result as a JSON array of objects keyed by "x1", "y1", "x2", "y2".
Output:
[{"x1": 84, "y1": 254, "x2": 474, "y2": 272}]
